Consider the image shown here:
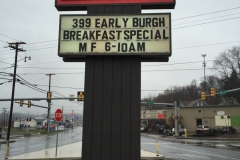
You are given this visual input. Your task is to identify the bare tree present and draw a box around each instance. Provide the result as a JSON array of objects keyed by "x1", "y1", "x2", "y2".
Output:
[{"x1": 213, "y1": 45, "x2": 240, "y2": 79}]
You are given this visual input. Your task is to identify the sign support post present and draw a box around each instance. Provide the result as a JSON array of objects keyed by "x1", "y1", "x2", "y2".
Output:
[
  {"x1": 55, "y1": 108, "x2": 62, "y2": 157},
  {"x1": 55, "y1": 122, "x2": 59, "y2": 157}
]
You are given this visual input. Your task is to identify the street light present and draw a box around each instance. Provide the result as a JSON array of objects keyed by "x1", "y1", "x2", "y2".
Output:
[{"x1": 202, "y1": 54, "x2": 207, "y2": 92}]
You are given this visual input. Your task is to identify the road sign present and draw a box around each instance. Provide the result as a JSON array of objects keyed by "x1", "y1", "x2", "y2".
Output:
[
  {"x1": 55, "y1": 109, "x2": 63, "y2": 122},
  {"x1": 220, "y1": 90, "x2": 226, "y2": 95},
  {"x1": 217, "y1": 111, "x2": 225, "y2": 116},
  {"x1": 147, "y1": 101, "x2": 154, "y2": 105}
]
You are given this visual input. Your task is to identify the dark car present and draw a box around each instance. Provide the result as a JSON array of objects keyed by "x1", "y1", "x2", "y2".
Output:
[
  {"x1": 211, "y1": 127, "x2": 222, "y2": 135},
  {"x1": 158, "y1": 125, "x2": 172, "y2": 136},
  {"x1": 221, "y1": 126, "x2": 237, "y2": 134}
]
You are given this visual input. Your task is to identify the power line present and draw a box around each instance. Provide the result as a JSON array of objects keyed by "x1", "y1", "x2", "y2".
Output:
[
  {"x1": 172, "y1": 6, "x2": 240, "y2": 21},
  {"x1": 0, "y1": 33, "x2": 18, "y2": 41},
  {"x1": 26, "y1": 40, "x2": 57, "y2": 45},
  {"x1": 173, "y1": 17, "x2": 240, "y2": 29},
  {"x1": 17, "y1": 67, "x2": 85, "y2": 69},
  {"x1": 173, "y1": 13, "x2": 240, "y2": 26},
  {"x1": 35, "y1": 84, "x2": 83, "y2": 89},
  {"x1": 173, "y1": 41, "x2": 240, "y2": 50}
]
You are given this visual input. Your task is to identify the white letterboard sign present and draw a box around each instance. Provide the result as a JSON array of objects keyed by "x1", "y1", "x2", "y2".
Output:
[{"x1": 58, "y1": 14, "x2": 171, "y2": 57}]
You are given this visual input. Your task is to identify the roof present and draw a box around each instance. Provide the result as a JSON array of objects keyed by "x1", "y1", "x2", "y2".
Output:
[
  {"x1": 165, "y1": 104, "x2": 240, "y2": 109},
  {"x1": 180, "y1": 99, "x2": 208, "y2": 107}
]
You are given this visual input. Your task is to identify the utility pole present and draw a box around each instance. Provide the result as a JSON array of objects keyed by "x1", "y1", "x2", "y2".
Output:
[
  {"x1": 46, "y1": 74, "x2": 55, "y2": 132},
  {"x1": 5, "y1": 42, "x2": 26, "y2": 159},
  {"x1": 6, "y1": 111, "x2": 9, "y2": 129},
  {"x1": 61, "y1": 106, "x2": 64, "y2": 125},
  {"x1": 2, "y1": 108, "x2": 7, "y2": 129},
  {"x1": 174, "y1": 101, "x2": 178, "y2": 137},
  {"x1": 202, "y1": 54, "x2": 207, "y2": 93}
]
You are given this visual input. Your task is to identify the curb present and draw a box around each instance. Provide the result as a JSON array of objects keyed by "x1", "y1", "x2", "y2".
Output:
[
  {"x1": 0, "y1": 140, "x2": 16, "y2": 144},
  {"x1": 227, "y1": 144, "x2": 240, "y2": 149}
]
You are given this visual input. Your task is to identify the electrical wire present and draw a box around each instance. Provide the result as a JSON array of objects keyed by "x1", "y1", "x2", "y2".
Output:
[
  {"x1": 34, "y1": 84, "x2": 83, "y2": 89},
  {"x1": 173, "y1": 13, "x2": 240, "y2": 26},
  {"x1": 172, "y1": 6, "x2": 240, "y2": 21},
  {"x1": 0, "y1": 33, "x2": 18, "y2": 41},
  {"x1": 172, "y1": 17, "x2": 240, "y2": 30}
]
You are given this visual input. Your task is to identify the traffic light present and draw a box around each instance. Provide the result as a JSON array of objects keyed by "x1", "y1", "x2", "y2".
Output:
[
  {"x1": 20, "y1": 100, "x2": 24, "y2": 107},
  {"x1": 201, "y1": 92, "x2": 206, "y2": 100},
  {"x1": 210, "y1": 88, "x2": 216, "y2": 97},
  {"x1": 77, "y1": 91, "x2": 84, "y2": 101},
  {"x1": 47, "y1": 92, "x2": 52, "y2": 102},
  {"x1": 27, "y1": 100, "x2": 31, "y2": 108}
]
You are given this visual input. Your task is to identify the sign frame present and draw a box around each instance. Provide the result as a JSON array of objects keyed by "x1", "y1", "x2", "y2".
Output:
[
  {"x1": 58, "y1": 13, "x2": 172, "y2": 62},
  {"x1": 55, "y1": 0, "x2": 176, "y2": 11}
]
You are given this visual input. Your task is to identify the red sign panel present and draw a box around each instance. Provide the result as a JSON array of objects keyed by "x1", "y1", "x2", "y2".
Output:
[
  {"x1": 55, "y1": 109, "x2": 63, "y2": 122},
  {"x1": 156, "y1": 114, "x2": 165, "y2": 119},
  {"x1": 55, "y1": 0, "x2": 175, "y2": 11}
]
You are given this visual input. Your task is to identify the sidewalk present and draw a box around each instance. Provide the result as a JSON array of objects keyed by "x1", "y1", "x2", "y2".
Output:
[{"x1": 4, "y1": 140, "x2": 163, "y2": 160}]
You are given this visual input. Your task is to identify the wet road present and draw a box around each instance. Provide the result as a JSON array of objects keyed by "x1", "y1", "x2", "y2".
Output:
[
  {"x1": 141, "y1": 134, "x2": 240, "y2": 160},
  {"x1": 1, "y1": 128, "x2": 240, "y2": 160},
  {"x1": 0, "y1": 127, "x2": 82, "y2": 159}
]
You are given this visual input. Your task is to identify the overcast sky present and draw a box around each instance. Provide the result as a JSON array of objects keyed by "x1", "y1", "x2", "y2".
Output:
[{"x1": 0, "y1": 0, "x2": 240, "y2": 115}]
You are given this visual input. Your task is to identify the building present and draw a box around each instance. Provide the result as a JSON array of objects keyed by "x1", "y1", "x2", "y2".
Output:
[
  {"x1": 14, "y1": 118, "x2": 37, "y2": 128},
  {"x1": 165, "y1": 104, "x2": 240, "y2": 132},
  {"x1": 141, "y1": 105, "x2": 166, "y2": 130}
]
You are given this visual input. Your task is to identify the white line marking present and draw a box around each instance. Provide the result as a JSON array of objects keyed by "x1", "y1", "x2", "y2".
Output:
[
  {"x1": 163, "y1": 145, "x2": 239, "y2": 160},
  {"x1": 177, "y1": 153, "x2": 211, "y2": 159}
]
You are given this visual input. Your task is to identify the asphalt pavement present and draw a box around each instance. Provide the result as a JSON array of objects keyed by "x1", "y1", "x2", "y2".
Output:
[
  {"x1": 1, "y1": 129, "x2": 240, "y2": 159},
  {"x1": 142, "y1": 130, "x2": 240, "y2": 149}
]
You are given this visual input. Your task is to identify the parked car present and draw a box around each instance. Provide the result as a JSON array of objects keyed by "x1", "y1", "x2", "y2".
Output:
[
  {"x1": 211, "y1": 127, "x2": 222, "y2": 135},
  {"x1": 56, "y1": 125, "x2": 65, "y2": 131},
  {"x1": 42, "y1": 125, "x2": 47, "y2": 130},
  {"x1": 172, "y1": 127, "x2": 185, "y2": 136},
  {"x1": 196, "y1": 125, "x2": 214, "y2": 136},
  {"x1": 196, "y1": 125, "x2": 210, "y2": 130},
  {"x1": 221, "y1": 126, "x2": 237, "y2": 134},
  {"x1": 36, "y1": 125, "x2": 42, "y2": 130},
  {"x1": 140, "y1": 126, "x2": 145, "y2": 132},
  {"x1": 158, "y1": 125, "x2": 172, "y2": 136}
]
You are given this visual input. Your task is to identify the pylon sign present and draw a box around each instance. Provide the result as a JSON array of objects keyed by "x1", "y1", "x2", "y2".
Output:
[{"x1": 55, "y1": 0, "x2": 176, "y2": 11}]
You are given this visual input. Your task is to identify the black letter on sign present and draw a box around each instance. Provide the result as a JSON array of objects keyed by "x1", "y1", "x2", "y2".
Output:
[
  {"x1": 70, "y1": 31, "x2": 76, "y2": 40},
  {"x1": 163, "y1": 29, "x2": 169, "y2": 39},
  {"x1": 159, "y1": 17, "x2": 165, "y2": 27},
  {"x1": 79, "y1": 43, "x2": 87, "y2": 52},
  {"x1": 91, "y1": 42, "x2": 96, "y2": 52},
  {"x1": 133, "y1": 18, "x2": 138, "y2": 27},
  {"x1": 137, "y1": 42, "x2": 145, "y2": 52},
  {"x1": 63, "y1": 30, "x2": 69, "y2": 39}
]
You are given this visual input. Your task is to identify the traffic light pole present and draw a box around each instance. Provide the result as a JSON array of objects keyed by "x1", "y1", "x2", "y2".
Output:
[
  {"x1": 46, "y1": 74, "x2": 55, "y2": 133},
  {"x1": 5, "y1": 42, "x2": 25, "y2": 159}
]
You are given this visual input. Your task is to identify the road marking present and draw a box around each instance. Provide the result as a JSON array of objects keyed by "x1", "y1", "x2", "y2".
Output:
[
  {"x1": 163, "y1": 145, "x2": 239, "y2": 160},
  {"x1": 177, "y1": 153, "x2": 211, "y2": 159}
]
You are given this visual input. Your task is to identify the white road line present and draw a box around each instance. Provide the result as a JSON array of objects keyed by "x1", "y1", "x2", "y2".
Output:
[
  {"x1": 177, "y1": 153, "x2": 211, "y2": 159},
  {"x1": 163, "y1": 145, "x2": 239, "y2": 160}
]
